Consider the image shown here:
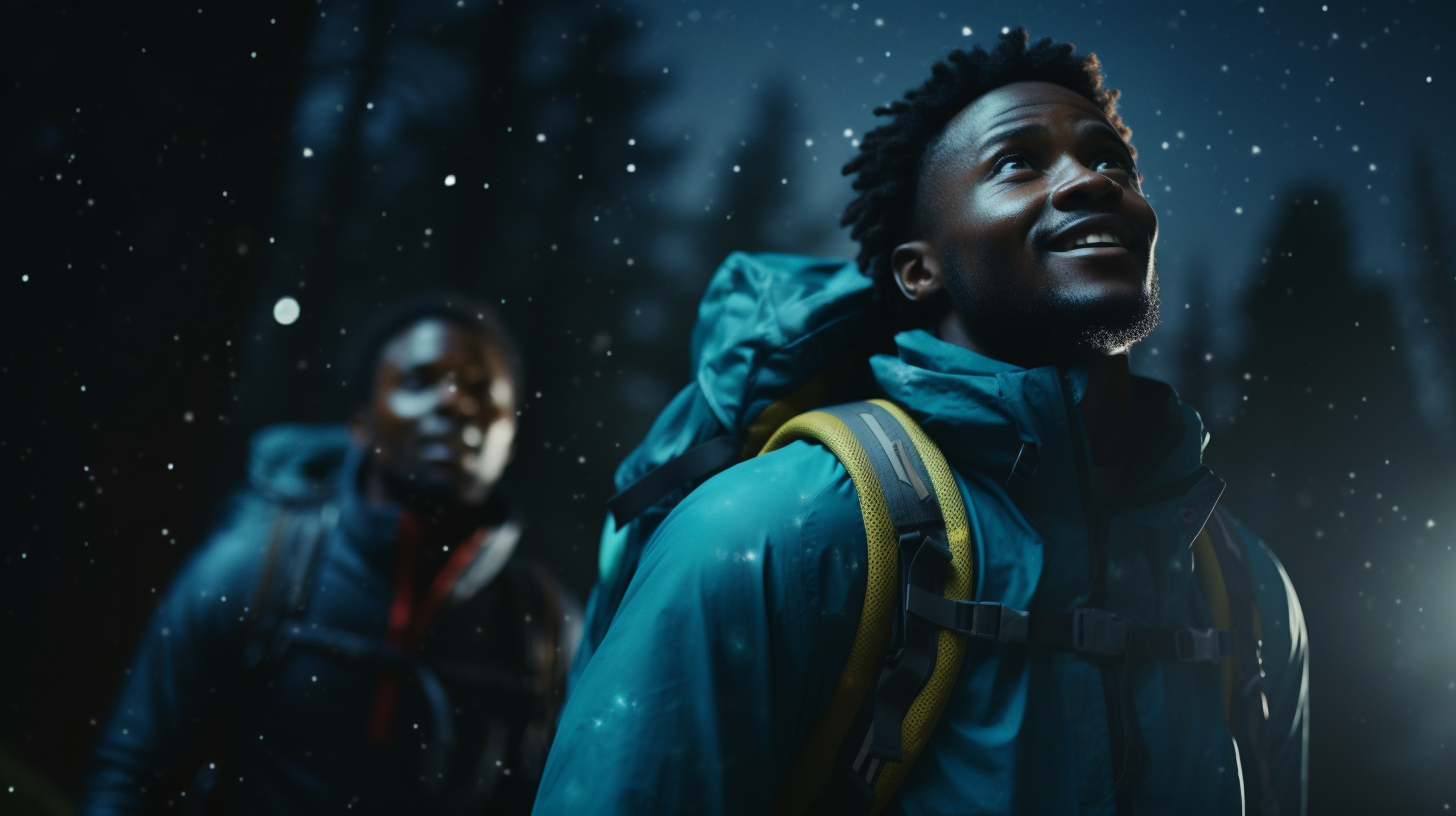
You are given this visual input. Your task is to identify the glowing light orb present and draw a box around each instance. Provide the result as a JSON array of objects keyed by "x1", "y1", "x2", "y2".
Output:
[{"x1": 273, "y1": 296, "x2": 301, "y2": 325}]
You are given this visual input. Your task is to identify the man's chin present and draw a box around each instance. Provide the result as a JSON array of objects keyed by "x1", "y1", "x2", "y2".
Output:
[
  {"x1": 1073, "y1": 287, "x2": 1161, "y2": 354},
  {"x1": 947, "y1": 275, "x2": 1159, "y2": 362},
  {"x1": 384, "y1": 466, "x2": 486, "y2": 508},
  {"x1": 942, "y1": 253, "x2": 1159, "y2": 362}
]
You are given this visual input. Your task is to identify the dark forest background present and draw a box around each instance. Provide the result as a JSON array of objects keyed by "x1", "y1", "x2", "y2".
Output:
[{"x1": 4, "y1": 2, "x2": 1455, "y2": 814}]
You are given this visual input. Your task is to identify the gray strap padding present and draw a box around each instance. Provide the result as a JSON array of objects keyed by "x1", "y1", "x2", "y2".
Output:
[
  {"x1": 818, "y1": 402, "x2": 947, "y2": 766},
  {"x1": 818, "y1": 402, "x2": 941, "y2": 533}
]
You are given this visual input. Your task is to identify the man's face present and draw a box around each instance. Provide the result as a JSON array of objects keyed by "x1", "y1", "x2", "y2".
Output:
[
  {"x1": 906, "y1": 80, "x2": 1160, "y2": 364},
  {"x1": 358, "y1": 318, "x2": 517, "y2": 507}
]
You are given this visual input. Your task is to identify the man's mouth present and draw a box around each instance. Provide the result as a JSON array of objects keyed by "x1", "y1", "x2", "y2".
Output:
[
  {"x1": 419, "y1": 441, "x2": 458, "y2": 464},
  {"x1": 1047, "y1": 215, "x2": 1140, "y2": 253},
  {"x1": 1070, "y1": 231, "x2": 1124, "y2": 248}
]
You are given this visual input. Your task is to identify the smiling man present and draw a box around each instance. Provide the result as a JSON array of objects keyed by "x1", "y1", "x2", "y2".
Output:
[
  {"x1": 81, "y1": 294, "x2": 579, "y2": 816},
  {"x1": 536, "y1": 30, "x2": 1306, "y2": 816}
]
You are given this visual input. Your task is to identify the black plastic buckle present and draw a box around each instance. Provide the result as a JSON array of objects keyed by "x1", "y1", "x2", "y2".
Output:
[
  {"x1": 1072, "y1": 608, "x2": 1129, "y2": 657},
  {"x1": 899, "y1": 530, "x2": 950, "y2": 562},
  {"x1": 973, "y1": 604, "x2": 1029, "y2": 643},
  {"x1": 1175, "y1": 628, "x2": 1230, "y2": 663}
]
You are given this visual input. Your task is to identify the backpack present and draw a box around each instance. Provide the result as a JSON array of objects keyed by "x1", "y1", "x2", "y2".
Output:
[
  {"x1": 186, "y1": 434, "x2": 571, "y2": 816},
  {"x1": 581, "y1": 253, "x2": 1271, "y2": 815}
]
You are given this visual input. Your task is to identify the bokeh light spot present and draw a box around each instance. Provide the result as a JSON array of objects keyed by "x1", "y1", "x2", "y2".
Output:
[{"x1": 273, "y1": 296, "x2": 301, "y2": 325}]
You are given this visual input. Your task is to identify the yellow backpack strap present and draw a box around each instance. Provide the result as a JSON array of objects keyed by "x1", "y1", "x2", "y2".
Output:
[
  {"x1": 1192, "y1": 508, "x2": 1270, "y2": 811},
  {"x1": 763, "y1": 399, "x2": 973, "y2": 816},
  {"x1": 1190, "y1": 527, "x2": 1236, "y2": 720}
]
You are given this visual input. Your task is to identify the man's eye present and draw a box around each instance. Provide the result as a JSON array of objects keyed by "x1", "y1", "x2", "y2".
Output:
[
  {"x1": 1094, "y1": 156, "x2": 1134, "y2": 174},
  {"x1": 995, "y1": 154, "x2": 1030, "y2": 171},
  {"x1": 994, "y1": 154, "x2": 1034, "y2": 174}
]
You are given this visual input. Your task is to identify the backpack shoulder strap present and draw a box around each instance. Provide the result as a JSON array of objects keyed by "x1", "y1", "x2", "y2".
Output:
[
  {"x1": 763, "y1": 398, "x2": 974, "y2": 816},
  {"x1": 243, "y1": 502, "x2": 335, "y2": 669},
  {"x1": 190, "y1": 502, "x2": 334, "y2": 808},
  {"x1": 1191, "y1": 508, "x2": 1270, "y2": 813}
]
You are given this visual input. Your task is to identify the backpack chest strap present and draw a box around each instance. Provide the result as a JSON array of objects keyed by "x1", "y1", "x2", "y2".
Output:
[{"x1": 906, "y1": 588, "x2": 1232, "y2": 663}]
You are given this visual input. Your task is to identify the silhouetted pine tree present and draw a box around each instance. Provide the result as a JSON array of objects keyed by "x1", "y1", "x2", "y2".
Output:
[
  {"x1": 1210, "y1": 186, "x2": 1430, "y2": 814},
  {"x1": 1408, "y1": 142, "x2": 1456, "y2": 441},
  {"x1": 697, "y1": 84, "x2": 801, "y2": 265},
  {"x1": 1213, "y1": 187, "x2": 1422, "y2": 543},
  {"x1": 1175, "y1": 262, "x2": 1216, "y2": 424}
]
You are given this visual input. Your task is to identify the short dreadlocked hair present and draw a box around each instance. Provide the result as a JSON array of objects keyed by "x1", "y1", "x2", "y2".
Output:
[{"x1": 842, "y1": 28, "x2": 1131, "y2": 328}]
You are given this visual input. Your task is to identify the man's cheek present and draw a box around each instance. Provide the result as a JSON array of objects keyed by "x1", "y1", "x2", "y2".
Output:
[
  {"x1": 464, "y1": 417, "x2": 515, "y2": 487},
  {"x1": 387, "y1": 389, "x2": 438, "y2": 418}
]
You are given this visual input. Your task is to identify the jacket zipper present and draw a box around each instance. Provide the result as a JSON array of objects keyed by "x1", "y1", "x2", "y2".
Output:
[{"x1": 1059, "y1": 371, "x2": 1136, "y2": 816}]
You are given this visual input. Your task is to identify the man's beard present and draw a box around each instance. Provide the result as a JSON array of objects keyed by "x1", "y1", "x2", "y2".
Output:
[{"x1": 941, "y1": 254, "x2": 1161, "y2": 362}]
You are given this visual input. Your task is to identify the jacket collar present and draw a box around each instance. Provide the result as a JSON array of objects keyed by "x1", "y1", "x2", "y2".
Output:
[
  {"x1": 871, "y1": 329, "x2": 1213, "y2": 534},
  {"x1": 334, "y1": 443, "x2": 522, "y2": 595}
]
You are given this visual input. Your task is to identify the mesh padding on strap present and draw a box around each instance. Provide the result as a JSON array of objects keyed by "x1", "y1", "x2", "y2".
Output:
[
  {"x1": 742, "y1": 374, "x2": 832, "y2": 459},
  {"x1": 765, "y1": 410, "x2": 896, "y2": 816},
  {"x1": 865, "y1": 399, "x2": 973, "y2": 814},
  {"x1": 765, "y1": 400, "x2": 974, "y2": 816}
]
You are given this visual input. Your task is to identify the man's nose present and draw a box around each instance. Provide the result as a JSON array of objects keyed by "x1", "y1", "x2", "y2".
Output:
[
  {"x1": 1049, "y1": 158, "x2": 1122, "y2": 210},
  {"x1": 432, "y1": 375, "x2": 461, "y2": 410},
  {"x1": 434, "y1": 376, "x2": 479, "y2": 417}
]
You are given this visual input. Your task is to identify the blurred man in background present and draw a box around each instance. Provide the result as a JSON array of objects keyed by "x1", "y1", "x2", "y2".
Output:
[{"x1": 80, "y1": 293, "x2": 578, "y2": 815}]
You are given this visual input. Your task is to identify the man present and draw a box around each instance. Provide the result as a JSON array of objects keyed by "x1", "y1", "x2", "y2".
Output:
[
  {"x1": 536, "y1": 31, "x2": 1307, "y2": 816},
  {"x1": 81, "y1": 294, "x2": 579, "y2": 815}
]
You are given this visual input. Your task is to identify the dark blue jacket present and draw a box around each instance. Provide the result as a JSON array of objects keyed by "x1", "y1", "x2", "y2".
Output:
[
  {"x1": 80, "y1": 424, "x2": 579, "y2": 816},
  {"x1": 536, "y1": 330, "x2": 1307, "y2": 816}
]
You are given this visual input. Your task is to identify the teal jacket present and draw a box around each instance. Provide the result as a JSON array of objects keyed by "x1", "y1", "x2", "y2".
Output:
[{"x1": 534, "y1": 329, "x2": 1307, "y2": 816}]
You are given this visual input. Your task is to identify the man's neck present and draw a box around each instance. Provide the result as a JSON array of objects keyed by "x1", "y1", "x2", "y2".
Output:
[
  {"x1": 1079, "y1": 352, "x2": 1132, "y2": 468},
  {"x1": 933, "y1": 313, "x2": 1133, "y2": 466},
  {"x1": 363, "y1": 465, "x2": 487, "y2": 575}
]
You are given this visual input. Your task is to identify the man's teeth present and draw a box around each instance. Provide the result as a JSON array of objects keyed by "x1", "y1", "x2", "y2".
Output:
[{"x1": 1072, "y1": 232, "x2": 1124, "y2": 247}]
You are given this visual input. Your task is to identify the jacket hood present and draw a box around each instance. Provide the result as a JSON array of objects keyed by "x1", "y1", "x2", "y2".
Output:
[
  {"x1": 609, "y1": 253, "x2": 873, "y2": 496},
  {"x1": 873, "y1": 329, "x2": 1208, "y2": 493},
  {"x1": 691, "y1": 252, "x2": 873, "y2": 435},
  {"x1": 247, "y1": 423, "x2": 353, "y2": 503}
]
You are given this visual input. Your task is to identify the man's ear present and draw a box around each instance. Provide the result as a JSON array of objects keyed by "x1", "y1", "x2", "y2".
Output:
[{"x1": 890, "y1": 241, "x2": 944, "y2": 303}]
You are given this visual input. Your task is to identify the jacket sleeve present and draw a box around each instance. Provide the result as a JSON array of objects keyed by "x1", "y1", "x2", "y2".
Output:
[
  {"x1": 77, "y1": 527, "x2": 262, "y2": 815},
  {"x1": 1245, "y1": 528, "x2": 1310, "y2": 816},
  {"x1": 532, "y1": 441, "x2": 866, "y2": 816}
]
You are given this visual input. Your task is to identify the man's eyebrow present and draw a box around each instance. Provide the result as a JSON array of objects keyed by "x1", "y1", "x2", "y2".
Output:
[
  {"x1": 1076, "y1": 118, "x2": 1130, "y2": 147},
  {"x1": 977, "y1": 122, "x2": 1051, "y2": 150}
]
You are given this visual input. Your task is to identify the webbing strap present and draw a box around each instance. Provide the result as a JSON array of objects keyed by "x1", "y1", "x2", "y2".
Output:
[
  {"x1": 817, "y1": 403, "x2": 947, "y2": 766},
  {"x1": 244, "y1": 504, "x2": 333, "y2": 669},
  {"x1": 605, "y1": 436, "x2": 741, "y2": 529},
  {"x1": 905, "y1": 590, "x2": 1230, "y2": 663},
  {"x1": 277, "y1": 625, "x2": 456, "y2": 788},
  {"x1": 904, "y1": 586, "x2": 1029, "y2": 643}
]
